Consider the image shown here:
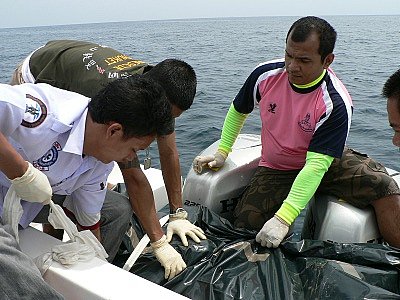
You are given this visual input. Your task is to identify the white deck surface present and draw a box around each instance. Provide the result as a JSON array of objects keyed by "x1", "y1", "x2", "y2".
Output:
[{"x1": 20, "y1": 227, "x2": 189, "y2": 299}]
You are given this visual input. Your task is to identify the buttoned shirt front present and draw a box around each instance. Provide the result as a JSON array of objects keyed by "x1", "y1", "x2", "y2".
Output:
[{"x1": 0, "y1": 83, "x2": 112, "y2": 228}]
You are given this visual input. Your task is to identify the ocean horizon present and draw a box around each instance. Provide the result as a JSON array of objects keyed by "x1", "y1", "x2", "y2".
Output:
[{"x1": 1, "y1": 15, "x2": 399, "y2": 176}]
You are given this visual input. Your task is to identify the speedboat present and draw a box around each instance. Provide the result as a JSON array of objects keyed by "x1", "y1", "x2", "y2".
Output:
[{"x1": 19, "y1": 134, "x2": 400, "y2": 299}]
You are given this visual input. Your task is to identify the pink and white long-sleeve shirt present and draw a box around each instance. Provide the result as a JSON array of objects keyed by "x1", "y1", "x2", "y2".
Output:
[{"x1": 232, "y1": 59, "x2": 353, "y2": 170}]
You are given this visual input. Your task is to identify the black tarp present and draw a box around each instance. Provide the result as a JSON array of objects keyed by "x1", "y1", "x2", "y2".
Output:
[{"x1": 116, "y1": 206, "x2": 400, "y2": 299}]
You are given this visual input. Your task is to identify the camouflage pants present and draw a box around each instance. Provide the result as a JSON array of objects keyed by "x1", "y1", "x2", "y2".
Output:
[{"x1": 233, "y1": 148, "x2": 400, "y2": 230}]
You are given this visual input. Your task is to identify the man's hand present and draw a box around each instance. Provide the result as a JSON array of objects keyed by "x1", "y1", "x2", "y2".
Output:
[
  {"x1": 10, "y1": 161, "x2": 52, "y2": 204},
  {"x1": 151, "y1": 235, "x2": 187, "y2": 280},
  {"x1": 167, "y1": 209, "x2": 206, "y2": 246},
  {"x1": 192, "y1": 150, "x2": 227, "y2": 174},
  {"x1": 255, "y1": 215, "x2": 290, "y2": 248}
]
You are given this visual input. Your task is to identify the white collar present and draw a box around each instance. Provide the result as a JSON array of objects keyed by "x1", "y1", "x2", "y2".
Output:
[{"x1": 63, "y1": 108, "x2": 87, "y2": 155}]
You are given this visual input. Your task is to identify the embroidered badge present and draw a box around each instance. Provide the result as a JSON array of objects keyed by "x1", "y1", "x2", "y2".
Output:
[
  {"x1": 21, "y1": 94, "x2": 47, "y2": 128},
  {"x1": 298, "y1": 113, "x2": 314, "y2": 132},
  {"x1": 33, "y1": 141, "x2": 62, "y2": 171}
]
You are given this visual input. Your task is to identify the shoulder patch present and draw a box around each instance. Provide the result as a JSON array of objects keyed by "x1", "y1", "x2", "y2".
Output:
[{"x1": 21, "y1": 94, "x2": 47, "y2": 128}]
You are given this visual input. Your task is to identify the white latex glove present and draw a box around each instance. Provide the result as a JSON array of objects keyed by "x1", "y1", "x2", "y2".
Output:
[
  {"x1": 167, "y1": 209, "x2": 206, "y2": 246},
  {"x1": 255, "y1": 215, "x2": 290, "y2": 248},
  {"x1": 151, "y1": 235, "x2": 187, "y2": 280},
  {"x1": 192, "y1": 150, "x2": 227, "y2": 174},
  {"x1": 10, "y1": 161, "x2": 52, "y2": 205}
]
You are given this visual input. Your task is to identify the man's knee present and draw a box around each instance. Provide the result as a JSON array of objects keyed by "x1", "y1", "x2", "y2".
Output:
[
  {"x1": 234, "y1": 208, "x2": 269, "y2": 231},
  {"x1": 102, "y1": 190, "x2": 132, "y2": 221}
]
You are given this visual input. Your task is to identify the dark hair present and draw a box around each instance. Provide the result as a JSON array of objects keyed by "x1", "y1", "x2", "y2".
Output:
[
  {"x1": 382, "y1": 69, "x2": 400, "y2": 99},
  {"x1": 88, "y1": 75, "x2": 172, "y2": 138},
  {"x1": 143, "y1": 59, "x2": 197, "y2": 111},
  {"x1": 286, "y1": 16, "x2": 337, "y2": 62}
]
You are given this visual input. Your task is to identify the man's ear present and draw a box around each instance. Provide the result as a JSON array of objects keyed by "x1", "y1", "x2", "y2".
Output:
[
  {"x1": 323, "y1": 53, "x2": 335, "y2": 69},
  {"x1": 106, "y1": 123, "x2": 123, "y2": 138}
]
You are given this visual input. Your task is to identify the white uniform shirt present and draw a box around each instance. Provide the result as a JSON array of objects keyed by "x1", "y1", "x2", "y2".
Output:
[{"x1": 0, "y1": 83, "x2": 113, "y2": 228}]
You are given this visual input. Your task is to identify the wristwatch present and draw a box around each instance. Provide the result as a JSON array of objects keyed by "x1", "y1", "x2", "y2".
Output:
[
  {"x1": 169, "y1": 207, "x2": 188, "y2": 220},
  {"x1": 170, "y1": 207, "x2": 186, "y2": 214}
]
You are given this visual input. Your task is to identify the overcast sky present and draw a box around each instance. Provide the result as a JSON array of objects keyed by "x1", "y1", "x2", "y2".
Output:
[{"x1": 1, "y1": 0, "x2": 399, "y2": 29}]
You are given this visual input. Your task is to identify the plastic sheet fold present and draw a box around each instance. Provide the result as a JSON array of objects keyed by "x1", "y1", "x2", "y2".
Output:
[
  {"x1": 2, "y1": 187, "x2": 108, "y2": 276},
  {"x1": 123, "y1": 206, "x2": 400, "y2": 300}
]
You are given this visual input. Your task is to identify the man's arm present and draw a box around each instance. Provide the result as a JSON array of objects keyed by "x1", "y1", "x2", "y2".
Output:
[
  {"x1": 157, "y1": 132, "x2": 182, "y2": 212},
  {"x1": 157, "y1": 132, "x2": 207, "y2": 246},
  {"x1": 119, "y1": 157, "x2": 187, "y2": 280},
  {"x1": 193, "y1": 103, "x2": 248, "y2": 173},
  {"x1": 0, "y1": 133, "x2": 27, "y2": 179},
  {"x1": 119, "y1": 158, "x2": 164, "y2": 242},
  {"x1": 0, "y1": 132, "x2": 52, "y2": 204}
]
